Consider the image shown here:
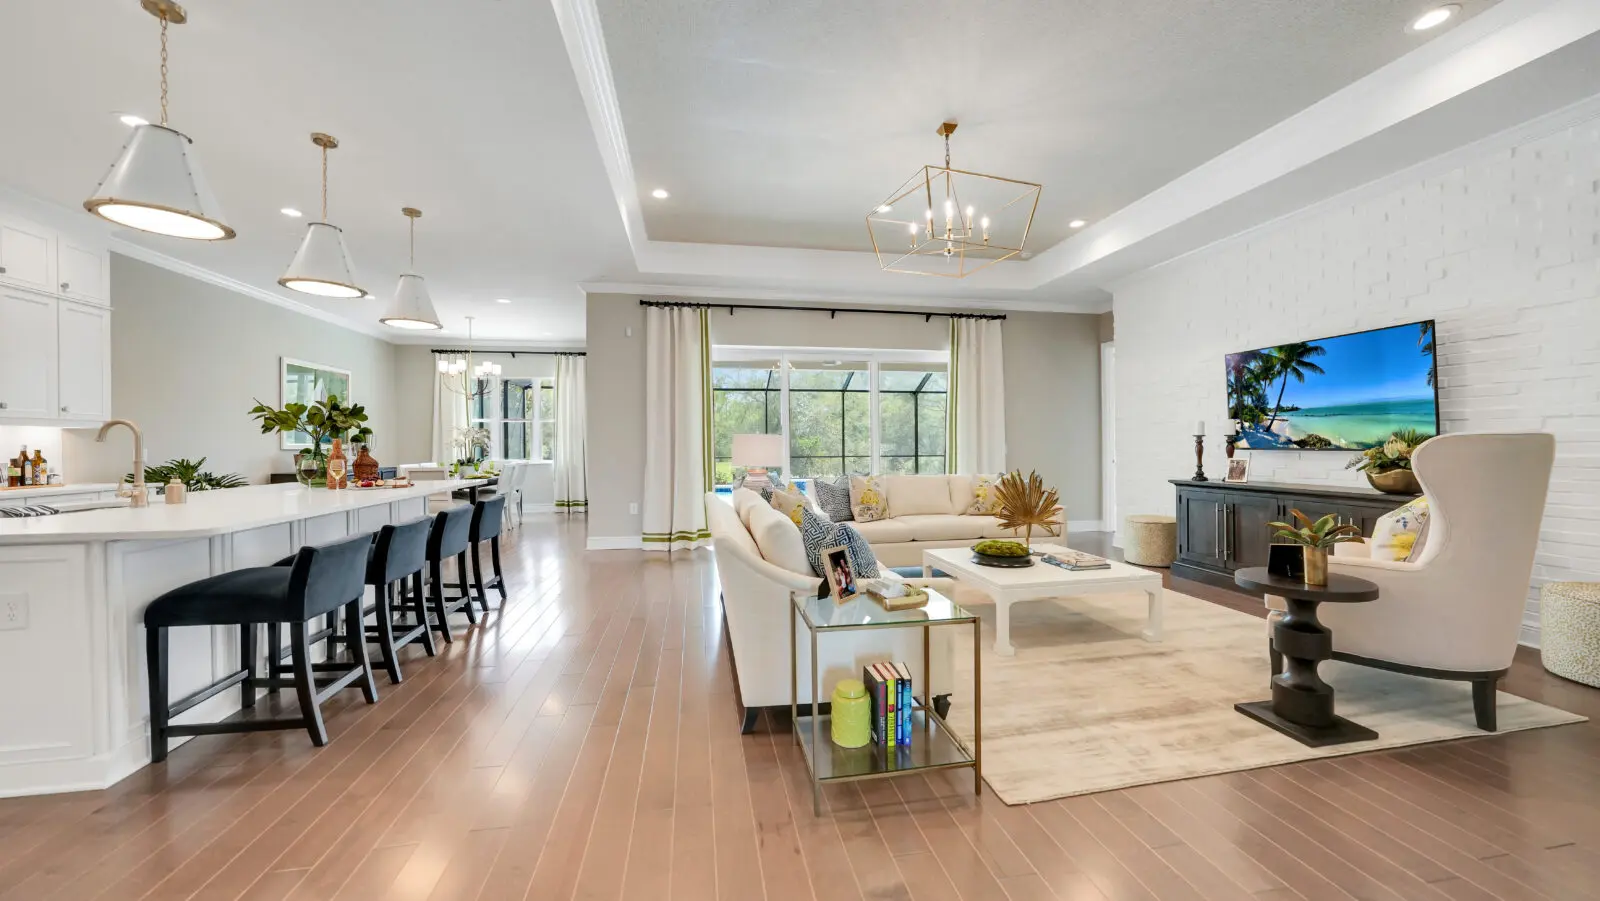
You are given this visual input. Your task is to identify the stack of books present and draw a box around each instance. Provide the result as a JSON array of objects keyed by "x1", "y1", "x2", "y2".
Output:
[{"x1": 862, "y1": 662, "x2": 914, "y2": 748}]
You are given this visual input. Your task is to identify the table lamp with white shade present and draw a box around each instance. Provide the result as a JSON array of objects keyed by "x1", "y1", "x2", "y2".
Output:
[{"x1": 732, "y1": 433, "x2": 785, "y2": 491}]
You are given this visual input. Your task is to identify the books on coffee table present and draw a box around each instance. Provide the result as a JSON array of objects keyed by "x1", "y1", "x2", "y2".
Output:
[{"x1": 1042, "y1": 550, "x2": 1113, "y2": 571}]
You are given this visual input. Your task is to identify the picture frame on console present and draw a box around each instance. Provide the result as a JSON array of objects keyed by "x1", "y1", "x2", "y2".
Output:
[{"x1": 1225, "y1": 457, "x2": 1251, "y2": 483}]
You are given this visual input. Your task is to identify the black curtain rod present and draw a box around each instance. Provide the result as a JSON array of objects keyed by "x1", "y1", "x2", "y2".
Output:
[
  {"x1": 429, "y1": 349, "x2": 586, "y2": 357},
  {"x1": 637, "y1": 299, "x2": 1005, "y2": 322}
]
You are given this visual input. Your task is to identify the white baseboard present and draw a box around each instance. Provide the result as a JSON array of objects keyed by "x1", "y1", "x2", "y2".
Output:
[
  {"x1": 587, "y1": 536, "x2": 643, "y2": 550},
  {"x1": 1067, "y1": 519, "x2": 1105, "y2": 532}
]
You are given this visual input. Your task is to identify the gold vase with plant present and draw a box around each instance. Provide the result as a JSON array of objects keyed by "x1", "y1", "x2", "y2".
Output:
[
  {"x1": 1346, "y1": 428, "x2": 1430, "y2": 494},
  {"x1": 1267, "y1": 509, "x2": 1363, "y2": 585}
]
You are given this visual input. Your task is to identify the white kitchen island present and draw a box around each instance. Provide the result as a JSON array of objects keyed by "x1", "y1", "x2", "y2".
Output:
[{"x1": 0, "y1": 480, "x2": 470, "y2": 797}]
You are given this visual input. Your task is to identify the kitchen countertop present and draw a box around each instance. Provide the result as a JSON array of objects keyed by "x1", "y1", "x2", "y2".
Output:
[{"x1": 0, "y1": 480, "x2": 470, "y2": 545}]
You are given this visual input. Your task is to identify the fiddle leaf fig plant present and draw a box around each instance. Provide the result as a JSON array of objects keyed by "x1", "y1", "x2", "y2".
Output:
[{"x1": 247, "y1": 395, "x2": 374, "y2": 449}]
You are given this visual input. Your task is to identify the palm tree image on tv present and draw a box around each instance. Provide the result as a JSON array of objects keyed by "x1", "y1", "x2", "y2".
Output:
[{"x1": 1227, "y1": 322, "x2": 1438, "y2": 450}]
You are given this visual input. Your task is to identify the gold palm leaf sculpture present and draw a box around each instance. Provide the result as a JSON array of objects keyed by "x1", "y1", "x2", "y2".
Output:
[{"x1": 993, "y1": 469, "x2": 1061, "y2": 547}]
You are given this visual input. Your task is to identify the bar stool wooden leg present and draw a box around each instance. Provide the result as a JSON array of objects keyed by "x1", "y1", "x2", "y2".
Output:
[
  {"x1": 290, "y1": 621, "x2": 328, "y2": 746},
  {"x1": 471, "y1": 541, "x2": 491, "y2": 614},
  {"x1": 239, "y1": 624, "x2": 257, "y2": 709},
  {"x1": 411, "y1": 571, "x2": 436, "y2": 656},
  {"x1": 373, "y1": 581, "x2": 402, "y2": 684},
  {"x1": 457, "y1": 551, "x2": 479, "y2": 624},
  {"x1": 147, "y1": 626, "x2": 170, "y2": 763},
  {"x1": 429, "y1": 560, "x2": 454, "y2": 643},
  {"x1": 267, "y1": 622, "x2": 282, "y2": 694},
  {"x1": 491, "y1": 536, "x2": 507, "y2": 603},
  {"x1": 344, "y1": 599, "x2": 379, "y2": 704}
]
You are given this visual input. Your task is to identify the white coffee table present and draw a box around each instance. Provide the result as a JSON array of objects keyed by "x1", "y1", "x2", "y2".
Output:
[{"x1": 922, "y1": 544, "x2": 1165, "y2": 656}]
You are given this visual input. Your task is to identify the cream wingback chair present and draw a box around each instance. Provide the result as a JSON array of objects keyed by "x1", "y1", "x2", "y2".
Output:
[
  {"x1": 706, "y1": 492, "x2": 956, "y2": 734},
  {"x1": 1266, "y1": 432, "x2": 1555, "y2": 731}
]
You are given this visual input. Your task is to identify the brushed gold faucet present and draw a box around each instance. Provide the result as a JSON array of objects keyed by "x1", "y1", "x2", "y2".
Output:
[{"x1": 96, "y1": 419, "x2": 149, "y2": 508}]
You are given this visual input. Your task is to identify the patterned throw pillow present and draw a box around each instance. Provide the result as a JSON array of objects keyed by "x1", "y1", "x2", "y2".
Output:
[
  {"x1": 849, "y1": 475, "x2": 889, "y2": 522},
  {"x1": 967, "y1": 474, "x2": 1004, "y2": 515},
  {"x1": 800, "y1": 505, "x2": 880, "y2": 579},
  {"x1": 768, "y1": 485, "x2": 808, "y2": 527},
  {"x1": 812, "y1": 476, "x2": 855, "y2": 522},
  {"x1": 1370, "y1": 496, "x2": 1431, "y2": 562}
]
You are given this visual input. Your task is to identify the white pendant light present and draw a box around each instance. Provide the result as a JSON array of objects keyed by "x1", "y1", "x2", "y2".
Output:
[
  {"x1": 380, "y1": 207, "x2": 442, "y2": 330},
  {"x1": 279, "y1": 133, "x2": 365, "y2": 298},
  {"x1": 83, "y1": 0, "x2": 234, "y2": 241}
]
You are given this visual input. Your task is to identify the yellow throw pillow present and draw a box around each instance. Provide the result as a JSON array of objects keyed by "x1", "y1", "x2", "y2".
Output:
[
  {"x1": 967, "y1": 474, "x2": 1005, "y2": 515},
  {"x1": 1370, "y1": 496, "x2": 1430, "y2": 562},
  {"x1": 768, "y1": 485, "x2": 808, "y2": 527},
  {"x1": 849, "y1": 475, "x2": 889, "y2": 522}
]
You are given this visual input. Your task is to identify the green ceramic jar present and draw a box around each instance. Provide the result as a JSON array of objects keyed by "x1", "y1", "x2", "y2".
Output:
[{"x1": 831, "y1": 678, "x2": 871, "y2": 748}]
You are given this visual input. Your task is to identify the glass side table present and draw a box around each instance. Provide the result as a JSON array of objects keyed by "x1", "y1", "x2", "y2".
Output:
[{"x1": 790, "y1": 586, "x2": 981, "y2": 816}]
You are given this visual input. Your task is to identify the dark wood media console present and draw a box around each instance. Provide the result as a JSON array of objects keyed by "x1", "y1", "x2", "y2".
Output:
[{"x1": 1170, "y1": 478, "x2": 1420, "y2": 588}]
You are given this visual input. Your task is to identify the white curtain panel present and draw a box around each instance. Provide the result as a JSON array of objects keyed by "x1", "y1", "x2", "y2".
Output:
[
  {"x1": 642, "y1": 305, "x2": 713, "y2": 551},
  {"x1": 554, "y1": 354, "x2": 588, "y2": 513},
  {"x1": 430, "y1": 361, "x2": 468, "y2": 463},
  {"x1": 950, "y1": 317, "x2": 1008, "y2": 474}
]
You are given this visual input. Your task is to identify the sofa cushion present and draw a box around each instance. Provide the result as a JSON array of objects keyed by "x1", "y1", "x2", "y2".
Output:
[
  {"x1": 1370, "y1": 496, "x2": 1431, "y2": 562},
  {"x1": 812, "y1": 475, "x2": 854, "y2": 522},
  {"x1": 731, "y1": 488, "x2": 765, "y2": 529},
  {"x1": 768, "y1": 485, "x2": 809, "y2": 527},
  {"x1": 967, "y1": 474, "x2": 1005, "y2": 514},
  {"x1": 980, "y1": 516, "x2": 1023, "y2": 539},
  {"x1": 747, "y1": 501, "x2": 811, "y2": 575},
  {"x1": 895, "y1": 514, "x2": 991, "y2": 542},
  {"x1": 849, "y1": 475, "x2": 889, "y2": 522},
  {"x1": 948, "y1": 474, "x2": 976, "y2": 514},
  {"x1": 885, "y1": 475, "x2": 955, "y2": 516},
  {"x1": 800, "y1": 505, "x2": 880, "y2": 580},
  {"x1": 849, "y1": 518, "x2": 916, "y2": 544}
]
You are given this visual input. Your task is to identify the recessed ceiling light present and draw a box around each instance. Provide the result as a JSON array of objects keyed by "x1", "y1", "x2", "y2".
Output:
[
  {"x1": 651, "y1": 188, "x2": 670, "y2": 199},
  {"x1": 876, "y1": 204, "x2": 892, "y2": 213},
  {"x1": 1069, "y1": 219, "x2": 1087, "y2": 229},
  {"x1": 117, "y1": 113, "x2": 148, "y2": 127},
  {"x1": 280, "y1": 207, "x2": 302, "y2": 218},
  {"x1": 495, "y1": 298, "x2": 512, "y2": 304},
  {"x1": 1409, "y1": 4, "x2": 1458, "y2": 31}
]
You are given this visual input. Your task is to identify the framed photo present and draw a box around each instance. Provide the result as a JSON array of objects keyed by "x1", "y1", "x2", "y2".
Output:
[
  {"x1": 1224, "y1": 457, "x2": 1251, "y2": 483},
  {"x1": 280, "y1": 357, "x2": 352, "y2": 450},
  {"x1": 820, "y1": 545, "x2": 860, "y2": 604}
]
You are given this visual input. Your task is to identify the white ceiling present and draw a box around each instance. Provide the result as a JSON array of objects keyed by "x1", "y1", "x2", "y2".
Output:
[
  {"x1": 0, "y1": 0, "x2": 633, "y2": 343},
  {"x1": 598, "y1": 0, "x2": 1499, "y2": 252},
  {"x1": 4, "y1": 0, "x2": 1598, "y2": 343}
]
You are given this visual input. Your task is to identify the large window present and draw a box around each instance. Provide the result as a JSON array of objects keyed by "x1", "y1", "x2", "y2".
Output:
[
  {"x1": 469, "y1": 377, "x2": 556, "y2": 461},
  {"x1": 710, "y1": 349, "x2": 947, "y2": 484}
]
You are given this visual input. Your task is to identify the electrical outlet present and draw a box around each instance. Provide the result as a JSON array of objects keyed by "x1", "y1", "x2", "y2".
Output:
[
  {"x1": 0, "y1": 593, "x2": 27, "y2": 631},
  {"x1": 629, "y1": 502, "x2": 639, "y2": 515}
]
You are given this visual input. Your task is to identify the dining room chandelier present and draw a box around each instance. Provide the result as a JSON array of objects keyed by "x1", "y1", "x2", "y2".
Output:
[
  {"x1": 437, "y1": 316, "x2": 501, "y2": 399},
  {"x1": 866, "y1": 122, "x2": 1041, "y2": 278},
  {"x1": 279, "y1": 132, "x2": 366, "y2": 298},
  {"x1": 83, "y1": 0, "x2": 235, "y2": 241}
]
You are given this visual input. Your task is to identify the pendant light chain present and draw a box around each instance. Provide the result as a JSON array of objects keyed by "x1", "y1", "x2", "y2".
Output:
[
  {"x1": 158, "y1": 12, "x2": 170, "y2": 126},
  {"x1": 409, "y1": 215, "x2": 416, "y2": 268},
  {"x1": 320, "y1": 143, "x2": 329, "y2": 221}
]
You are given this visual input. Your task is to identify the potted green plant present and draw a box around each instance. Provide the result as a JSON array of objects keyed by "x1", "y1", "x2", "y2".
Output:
[
  {"x1": 247, "y1": 395, "x2": 374, "y2": 487},
  {"x1": 1346, "y1": 428, "x2": 1430, "y2": 494},
  {"x1": 129, "y1": 457, "x2": 248, "y2": 493},
  {"x1": 1267, "y1": 509, "x2": 1364, "y2": 585}
]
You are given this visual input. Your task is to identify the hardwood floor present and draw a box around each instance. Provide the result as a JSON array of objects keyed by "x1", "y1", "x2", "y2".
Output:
[{"x1": 3, "y1": 518, "x2": 1599, "y2": 900}]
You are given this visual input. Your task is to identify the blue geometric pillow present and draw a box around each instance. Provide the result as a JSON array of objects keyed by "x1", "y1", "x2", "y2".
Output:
[
  {"x1": 811, "y1": 475, "x2": 854, "y2": 522},
  {"x1": 800, "y1": 505, "x2": 879, "y2": 579}
]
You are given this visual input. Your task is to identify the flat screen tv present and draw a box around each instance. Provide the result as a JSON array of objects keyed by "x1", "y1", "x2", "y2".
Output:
[{"x1": 1226, "y1": 321, "x2": 1438, "y2": 451}]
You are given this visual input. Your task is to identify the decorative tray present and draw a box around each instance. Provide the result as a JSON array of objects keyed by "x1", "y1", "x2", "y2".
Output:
[{"x1": 971, "y1": 551, "x2": 1035, "y2": 568}]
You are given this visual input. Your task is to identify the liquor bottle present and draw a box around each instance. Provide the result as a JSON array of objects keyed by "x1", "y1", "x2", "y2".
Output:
[
  {"x1": 31, "y1": 449, "x2": 46, "y2": 487},
  {"x1": 326, "y1": 439, "x2": 347, "y2": 490},
  {"x1": 5, "y1": 457, "x2": 18, "y2": 488},
  {"x1": 18, "y1": 446, "x2": 31, "y2": 486}
]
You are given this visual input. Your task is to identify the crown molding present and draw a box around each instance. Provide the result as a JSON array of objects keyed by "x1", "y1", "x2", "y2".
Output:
[{"x1": 579, "y1": 281, "x2": 1104, "y2": 314}]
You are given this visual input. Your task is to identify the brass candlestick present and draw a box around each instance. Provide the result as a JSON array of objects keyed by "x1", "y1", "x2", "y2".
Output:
[{"x1": 1192, "y1": 434, "x2": 1208, "y2": 482}]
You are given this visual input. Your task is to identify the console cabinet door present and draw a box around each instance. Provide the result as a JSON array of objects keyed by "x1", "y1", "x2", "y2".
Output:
[
  {"x1": 1177, "y1": 488, "x2": 1225, "y2": 569},
  {"x1": 1225, "y1": 494, "x2": 1280, "y2": 570}
]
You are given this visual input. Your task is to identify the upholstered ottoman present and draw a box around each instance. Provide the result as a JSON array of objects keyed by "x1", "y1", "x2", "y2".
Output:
[
  {"x1": 1541, "y1": 582, "x2": 1600, "y2": 687},
  {"x1": 1123, "y1": 515, "x2": 1177, "y2": 568}
]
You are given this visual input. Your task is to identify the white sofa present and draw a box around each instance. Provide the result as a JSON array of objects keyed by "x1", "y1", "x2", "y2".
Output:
[
  {"x1": 1266, "y1": 432, "x2": 1555, "y2": 732},
  {"x1": 831, "y1": 474, "x2": 1063, "y2": 568},
  {"x1": 706, "y1": 491, "x2": 955, "y2": 732}
]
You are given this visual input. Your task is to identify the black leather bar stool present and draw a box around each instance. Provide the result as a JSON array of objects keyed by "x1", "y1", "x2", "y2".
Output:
[
  {"x1": 144, "y1": 533, "x2": 377, "y2": 761},
  {"x1": 364, "y1": 516, "x2": 435, "y2": 683},
  {"x1": 469, "y1": 496, "x2": 510, "y2": 613},
  {"x1": 426, "y1": 504, "x2": 477, "y2": 643}
]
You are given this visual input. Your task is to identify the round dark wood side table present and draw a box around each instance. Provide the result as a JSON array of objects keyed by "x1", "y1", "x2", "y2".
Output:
[{"x1": 1233, "y1": 567, "x2": 1381, "y2": 748}]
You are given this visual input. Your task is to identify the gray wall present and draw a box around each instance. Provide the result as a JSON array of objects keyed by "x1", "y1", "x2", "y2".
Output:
[
  {"x1": 584, "y1": 293, "x2": 1104, "y2": 542},
  {"x1": 63, "y1": 254, "x2": 398, "y2": 485}
]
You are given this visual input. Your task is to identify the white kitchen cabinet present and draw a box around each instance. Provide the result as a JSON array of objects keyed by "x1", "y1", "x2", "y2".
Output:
[
  {"x1": 57, "y1": 299, "x2": 111, "y2": 421},
  {"x1": 0, "y1": 220, "x2": 56, "y2": 293},
  {"x1": 0, "y1": 288, "x2": 59, "y2": 419},
  {"x1": 57, "y1": 239, "x2": 109, "y2": 303}
]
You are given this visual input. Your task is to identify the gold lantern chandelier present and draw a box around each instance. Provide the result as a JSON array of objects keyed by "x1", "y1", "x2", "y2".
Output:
[{"x1": 866, "y1": 122, "x2": 1041, "y2": 278}]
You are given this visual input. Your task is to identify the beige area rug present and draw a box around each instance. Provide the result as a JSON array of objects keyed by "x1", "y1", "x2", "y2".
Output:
[{"x1": 940, "y1": 585, "x2": 1586, "y2": 805}]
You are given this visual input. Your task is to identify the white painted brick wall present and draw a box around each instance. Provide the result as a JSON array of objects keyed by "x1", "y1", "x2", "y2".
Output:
[{"x1": 1112, "y1": 115, "x2": 1600, "y2": 646}]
